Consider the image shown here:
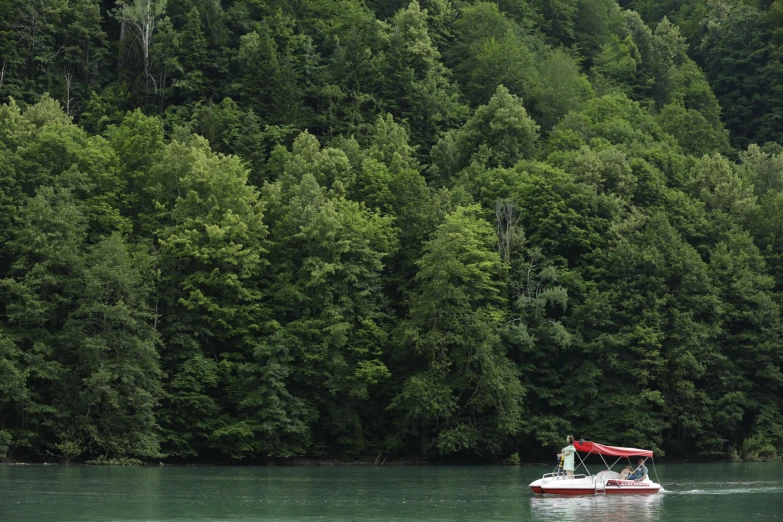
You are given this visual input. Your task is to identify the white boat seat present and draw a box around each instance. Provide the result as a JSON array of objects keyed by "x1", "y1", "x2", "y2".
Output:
[{"x1": 594, "y1": 470, "x2": 620, "y2": 482}]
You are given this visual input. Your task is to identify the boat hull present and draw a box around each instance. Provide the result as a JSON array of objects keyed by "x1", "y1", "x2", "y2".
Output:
[
  {"x1": 540, "y1": 487, "x2": 600, "y2": 495},
  {"x1": 529, "y1": 476, "x2": 661, "y2": 495},
  {"x1": 603, "y1": 479, "x2": 660, "y2": 494},
  {"x1": 605, "y1": 487, "x2": 660, "y2": 494},
  {"x1": 528, "y1": 478, "x2": 546, "y2": 494}
]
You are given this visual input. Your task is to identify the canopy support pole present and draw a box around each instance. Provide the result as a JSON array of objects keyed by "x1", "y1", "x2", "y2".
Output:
[
  {"x1": 598, "y1": 453, "x2": 619, "y2": 471},
  {"x1": 651, "y1": 457, "x2": 661, "y2": 484},
  {"x1": 608, "y1": 456, "x2": 622, "y2": 470},
  {"x1": 576, "y1": 451, "x2": 591, "y2": 477}
]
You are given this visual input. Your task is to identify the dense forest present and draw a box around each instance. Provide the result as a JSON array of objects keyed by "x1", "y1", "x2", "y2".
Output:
[{"x1": 0, "y1": 0, "x2": 782, "y2": 465}]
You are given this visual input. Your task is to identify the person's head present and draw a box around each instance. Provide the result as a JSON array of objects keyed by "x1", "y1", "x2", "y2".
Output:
[
  {"x1": 638, "y1": 459, "x2": 645, "y2": 465},
  {"x1": 566, "y1": 435, "x2": 574, "y2": 444},
  {"x1": 624, "y1": 466, "x2": 631, "y2": 470}
]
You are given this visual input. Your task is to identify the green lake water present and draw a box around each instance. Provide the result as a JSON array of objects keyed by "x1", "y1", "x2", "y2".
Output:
[{"x1": 1, "y1": 462, "x2": 781, "y2": 521}]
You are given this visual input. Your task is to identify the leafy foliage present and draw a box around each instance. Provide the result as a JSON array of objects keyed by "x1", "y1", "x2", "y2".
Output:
[{"x1": 0, "y1": 0, "x2": 781, "y2": 464}]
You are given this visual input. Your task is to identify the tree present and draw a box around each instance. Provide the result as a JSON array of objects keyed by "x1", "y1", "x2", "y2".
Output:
[
  {"x1": 252, "y1": 133, "x2": 398, "y2": 457},
  {"x1": 367, "y1": 113, "x2": 420, "y2": 175},
  {"x1": 750, "y1": 190, "x2": 783, "y2": 291},
  {"x1": 0, "y1": 187, "x2": 85, "y2": 458},
  {"x1": 739, "y1": 145, "x2": 783, "y2": 197},
  {"x1": 686, "y1": 154, "x2": 757, "y2": 225},
  {"x1": 390, "y1": 206, "x2": 524, "y2": 456},
  {"x1": 110, "y1": 109, "x2": 166, "y2": 234},
  {"x1": 576, "y1": 214, "x2": 719, "y2": 454},
  {"x1": 0, "y1": 332, "x2": 28, "y2": 461},
  {"x1": 58, "y1": 0, "x2": 110, "y2": 117},
  {"x1": 149, "y1": 136, "x2": 269, "y2": 458},
  {"x1": 493, "y1": 198, "x2": 574, "y2": 452},
  {"x1": 59, "y1": 234, "x2": 162, "y2": 462},
  {"x1": 700, "y1": 3, "x2": 783, "y2": 148},
  {"x1": 446, "y1": 3, "x2": 535, "y2": 106},
  {"x1": 0, "y1": 0, "x2": 67, "y2": 103},
  {"x1": 235, "y1": 22, "x2": 308, "y2": 126},
  {"x1": 657, "y1": 102, "x2": 730, "y2": 157},
  {"x1": 0, "y1": 96, "x2": 127, "y2": 241},
  {"x1": 114, "y1": 0, "x2": 169, "y2": 96},
  {"x1": 548, "y1": 143, "x2": 637, "y2": 200},
  {"x1": 319, "y1": 4, "x2": 379, "y2": 139},
  {"x1": 376, "y1": 1, "x2": 467, "y2": 150},
  {"x1": 707, "y1": 231, "x2": 783, "y2": 458},
  {"x1": 529, "y1": 0, "x2": 579, "y2": 46},
  {"x1": 548, "y1": 93, "x2": 677, "y2": 155},
  {"x1": 592, "y1": 35, "x2": 641, "y2": 94},
  {"x1": 573, "y1": 0, "x2": 620, "y2": 66},
  {"x1": 528, "y1": 48, "x2": 593, "y2": 131},
  {"x1": 170, "y1": 7, "x2": 209, "y2": 103},
  {"x1": 430, "y1": 85, "x2": 539, "y2": 184}
]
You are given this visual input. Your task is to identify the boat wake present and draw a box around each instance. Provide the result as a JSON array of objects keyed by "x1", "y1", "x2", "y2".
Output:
[{"x1": 668, "y1": 486, "x2": 783, "y2": 495}]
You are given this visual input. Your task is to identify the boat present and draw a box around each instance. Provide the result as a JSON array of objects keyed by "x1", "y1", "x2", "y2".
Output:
[{"x1": 528, "y1": 440, "x2": 662, "y2": 495}]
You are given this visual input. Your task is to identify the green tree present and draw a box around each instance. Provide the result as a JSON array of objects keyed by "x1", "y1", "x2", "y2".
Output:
[
  {"x1": 548, "y1": 143, "x2": 637, "y2": 200},
  {"x1": 430, "y1": 85, "x2": 539, "y2": 184},
  {"x1": 707, "y1": 231, "x2": 783, "y2": 458},
  {"x1": 0, "y1": 0, "x2": 67, "y2": 103},
  {"x1": 447, "y1": 2, "x2": 536, "y2": 106},
  {"x1": 700, "y1": 3, "x2": 783, "y2": 148},
  {"x1": 740, "y1": 145, "x2": 783, "y2": 197},
  {"x1": 57, "y1": 0, "x2": 110, "y2": 117},
  {"x1": 253, "y1": 134, "x2": 398, "y2": 457},
  {"x1": 592, "y1": 35, "x2": 641, "y2": 94},
  {"x1": 750, "y1": 190, "x2": 783, "y2": 291},
  {"x1": 170, "y1": 7, "x2": 209, "y2": 103},
  {"x1": 376, "y1": 1, "x2": 467, "y2": 150},
  {"x1": 109, "y1": 109, "x2": 166, "y2": 234},
  {"x1": 529, "y1": 0, "x2": 579, "y2": 46},
  {"x1": 686, "y1": 154, "x2": 757, "y2": 225},
  {"x1": 149, "y1": 136, "x2": 269, "y2": 458},
  {"x1": 0, "y1": 96, "x2": 127, "y2": 240},
  {"x1": 0, "y1": 188, "x2": 85, "y2": 458},
  {"x1": 657, "y1": 102, "x2": 730, "y2": 157},
  {"x1": 528, "y1": 48, "x2": 593, "y2": 131},
  {"x1": 573, "y1": 0, "x2": 620, "y2": 66},
  {"x1": 576, "y1": 214, "x2": 719, "y2": 454},
  {"x1": 235, "y1": 21, "x2": 309, "y2": 127},
  {"x1": 493, "y1": 198, "x2": 574, "y2": 452},
  {"x1": 390, "y1": 206, "x2": 524, "y2": 456},
  {"x1": 59, "y1": 234, "x2": 162, "y2": 462}
]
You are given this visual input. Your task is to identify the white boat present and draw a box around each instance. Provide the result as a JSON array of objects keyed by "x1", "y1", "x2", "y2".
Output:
[{"x1": 528, "y1": 440, "x2": 662, "y2": 495}]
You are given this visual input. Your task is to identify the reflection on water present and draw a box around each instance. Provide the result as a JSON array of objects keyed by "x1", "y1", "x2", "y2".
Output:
[{"x1": 530, "y1": 493, "x2": 664, "y2": 522}]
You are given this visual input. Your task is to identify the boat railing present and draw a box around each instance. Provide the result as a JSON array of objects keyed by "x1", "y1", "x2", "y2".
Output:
[{"x1": 540, "y1": 472, "x2": 588, "y2": 481}]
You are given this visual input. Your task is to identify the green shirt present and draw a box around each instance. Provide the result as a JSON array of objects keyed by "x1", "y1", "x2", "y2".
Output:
[{"x1": 562, "y1": 444, "x2": 575, "y2": 471}]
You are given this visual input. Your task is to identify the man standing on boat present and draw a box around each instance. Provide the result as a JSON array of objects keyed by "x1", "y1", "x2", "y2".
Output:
[{"x1": 557, "y1": 435, "x2": 576, "y2": 478}]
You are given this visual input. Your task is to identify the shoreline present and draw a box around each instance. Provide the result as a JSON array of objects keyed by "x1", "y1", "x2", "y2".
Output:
[{"x1": 2, "y1": 457, "x2": 780, "y2": 466}]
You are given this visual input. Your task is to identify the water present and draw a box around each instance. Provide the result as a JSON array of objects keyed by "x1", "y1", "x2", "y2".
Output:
[{"x1": 0, "y1": 462, "x2": 781, "y2": 521}]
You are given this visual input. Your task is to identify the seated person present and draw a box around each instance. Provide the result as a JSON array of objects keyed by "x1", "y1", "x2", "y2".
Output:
[
  {"x1": 618, "y1": 466, "x2": 632, "y2": 480},
  {"x1": 626, "y1": 459, "x2": 649, "y2": 481}
]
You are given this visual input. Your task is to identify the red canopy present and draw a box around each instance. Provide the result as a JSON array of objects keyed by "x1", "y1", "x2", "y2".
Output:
[{"x1": 573, "y1": 440, "x2": 653, "y2": 458}]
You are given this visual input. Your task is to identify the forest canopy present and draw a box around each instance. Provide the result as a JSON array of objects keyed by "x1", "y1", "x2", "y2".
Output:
[{"x1": 0, "y1": 0, "x2": 782, "y2": 464}]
